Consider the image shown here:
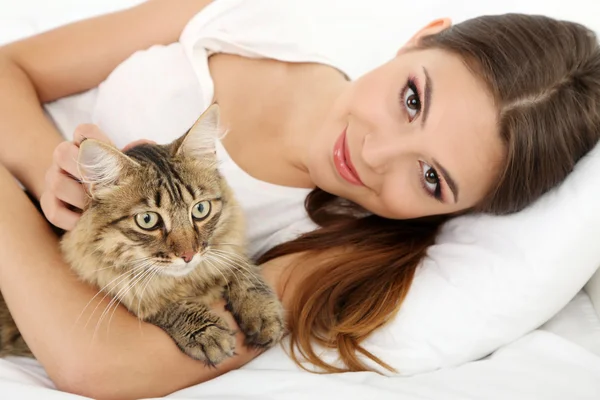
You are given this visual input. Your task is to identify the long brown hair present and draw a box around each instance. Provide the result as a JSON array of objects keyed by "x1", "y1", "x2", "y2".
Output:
[{"x1": 259, "y1": 14, "x2": 600, "y2": 373}]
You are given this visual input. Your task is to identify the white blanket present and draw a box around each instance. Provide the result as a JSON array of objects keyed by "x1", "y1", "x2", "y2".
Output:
[{"x1": 1, "y1": 1, "x2": 600, "y2": 399}]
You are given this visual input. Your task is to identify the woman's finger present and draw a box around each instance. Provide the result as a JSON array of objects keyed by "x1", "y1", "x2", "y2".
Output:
[
  {"x1": 39, "y1": 191, "x2": 81, "y2": 231},
  {"x1": 53, "y1": 141, "x2": 81, "y2": 179},
  {"x1": 46, "y1": 164, "x2": 88, "y2": 210},
  {"x1": 72, "y1": 124, "x2": 114, "y2": 147}
]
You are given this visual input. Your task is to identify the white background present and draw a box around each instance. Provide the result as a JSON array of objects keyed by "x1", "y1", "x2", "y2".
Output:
[{"x1": 1, "y1": 0, "x2": 599, "y2": 46}]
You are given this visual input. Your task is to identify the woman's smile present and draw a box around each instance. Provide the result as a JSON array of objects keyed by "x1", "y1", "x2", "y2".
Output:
[{"x1": 333, "y1": 128, "x2": 364, "y2": 186}]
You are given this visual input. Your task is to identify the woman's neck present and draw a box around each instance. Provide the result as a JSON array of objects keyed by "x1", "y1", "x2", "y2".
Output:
[
  {"x1": 277, "y1": 66, "x2": 349, "y2": 186},
  {"x1": 209, "y1": 54, "x2": 349, "y2": 188}
]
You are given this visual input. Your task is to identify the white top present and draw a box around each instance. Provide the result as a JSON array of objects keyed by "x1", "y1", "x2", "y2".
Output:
[{"x1": 45, "y1": 0, "x2": 414, "y2": 260}]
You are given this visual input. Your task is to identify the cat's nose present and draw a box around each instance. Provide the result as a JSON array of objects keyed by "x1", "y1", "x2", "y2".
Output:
[{"x1": 179, "y1": 251, "x2": 196, "y2": 263}]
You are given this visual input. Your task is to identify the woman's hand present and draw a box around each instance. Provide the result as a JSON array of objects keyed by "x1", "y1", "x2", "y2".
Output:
[{"x1": 40, "y1": 124, "x2": 154, "y2": 231}]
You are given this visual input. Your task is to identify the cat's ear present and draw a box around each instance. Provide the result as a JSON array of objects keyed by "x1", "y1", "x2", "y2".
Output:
[
  {"x1": 78, "y1": 139, "x2": 139, "y2": 195},
  {"x1": 176, "y1": 103, "x2": 224, "y2": 159}
]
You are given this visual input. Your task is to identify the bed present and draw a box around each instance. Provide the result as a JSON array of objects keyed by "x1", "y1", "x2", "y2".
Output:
[{"x1": 1, "y1": 0, "x2": 600, "y2": 399}]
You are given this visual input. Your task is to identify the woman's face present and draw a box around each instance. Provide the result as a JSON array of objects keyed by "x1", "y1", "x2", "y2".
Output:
[{"x1": 307, "y1": 21, "x2": 504, "y2": 219}]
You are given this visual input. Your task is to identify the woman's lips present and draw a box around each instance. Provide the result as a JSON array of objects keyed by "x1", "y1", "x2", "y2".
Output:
[{"x1": 333, "y1": 129, "x2": 364, "y2": 186}]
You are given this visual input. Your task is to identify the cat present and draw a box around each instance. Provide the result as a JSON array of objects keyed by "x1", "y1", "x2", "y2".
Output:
[{"x1": 0, "y1": 104, "x2": 285, "y2": 365}]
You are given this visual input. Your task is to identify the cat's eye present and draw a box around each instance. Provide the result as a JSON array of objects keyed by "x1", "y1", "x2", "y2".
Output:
[
  {"x1": 191, "y1": 201, "x2": 211, "y2": 221},
  {"x1": 135, "y1": 212, "x2": 161, "y2": 230}
]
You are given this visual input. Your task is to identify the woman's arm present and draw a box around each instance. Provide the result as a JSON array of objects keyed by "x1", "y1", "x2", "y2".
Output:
[{"x1": 0, "y1": 0, "x2": 212, "y2": 199}]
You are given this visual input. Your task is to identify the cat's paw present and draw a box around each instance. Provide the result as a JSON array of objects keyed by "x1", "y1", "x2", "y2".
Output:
[
  {"x1": 183, "y1": 320, "x2": 236, "y2": 366},
  {"x1": 230, "y1": 292, "x2": 285, "y2": 350}
]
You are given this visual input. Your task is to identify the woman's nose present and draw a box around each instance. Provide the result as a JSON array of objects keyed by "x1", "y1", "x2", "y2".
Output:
[{"x1": 361, "y1": 133, "x2": 403, "y2": 174}]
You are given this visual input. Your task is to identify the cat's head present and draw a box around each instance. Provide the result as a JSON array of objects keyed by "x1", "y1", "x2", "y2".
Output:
[{"x1": 67, "y1": 104, "x2": 243, "y2": 278}]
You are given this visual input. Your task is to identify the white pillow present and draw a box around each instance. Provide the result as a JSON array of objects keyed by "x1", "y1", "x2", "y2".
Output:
[{"x1": 585, "y1": 270, "x2": 600, "y2": 319}]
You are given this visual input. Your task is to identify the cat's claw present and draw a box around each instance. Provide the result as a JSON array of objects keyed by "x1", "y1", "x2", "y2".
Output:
[
  {"x1": 183, "y1": 323, "x2": 236, "y2": 366},
  {"x1": 235, "y1": 298, "x2": 285, "y2": 350}
]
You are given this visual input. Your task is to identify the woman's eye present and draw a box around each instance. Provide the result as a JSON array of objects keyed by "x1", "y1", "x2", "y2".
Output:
[
  {"x1": 135, "y1": 212, "x2": 161, "y2": 230},
  {"x1": 419, "y1": 161, "x2": 443, "y2": 201},
  {"x1": 191, "y1": 200, "x2": 211, "y2": 221},
  {"x1": 403, "y1": 80, "x2": 421, "y2": 121}
]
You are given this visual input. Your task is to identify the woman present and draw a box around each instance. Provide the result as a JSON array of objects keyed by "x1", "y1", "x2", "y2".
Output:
[{"x1": 0, "y1": 0, "x2": 599, "y2": 398}]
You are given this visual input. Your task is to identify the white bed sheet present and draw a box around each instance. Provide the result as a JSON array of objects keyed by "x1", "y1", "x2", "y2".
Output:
[
  {"x1": 1, "y1": 292, "x2": 599, "y2": 400},
  {"x1": 1, "y1": 0, "x2": 600, "y2": 399}
]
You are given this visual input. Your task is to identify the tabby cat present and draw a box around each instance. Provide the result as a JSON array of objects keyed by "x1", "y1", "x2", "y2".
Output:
[{"x1": 0, "y1": 104, "x2": 285, "y2": 365}]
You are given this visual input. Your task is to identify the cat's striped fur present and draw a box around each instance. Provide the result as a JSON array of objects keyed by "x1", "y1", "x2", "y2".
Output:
[{"x1": 0, "y1": 105, "x2": 285, "y2": 365}]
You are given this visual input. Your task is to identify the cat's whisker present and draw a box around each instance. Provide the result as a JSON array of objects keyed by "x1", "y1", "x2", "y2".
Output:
[
  {"x1": 219, "y1": 262, "x2": 262, "y2": 289},
  {"x1": 211, "y1": 242, "x2": 246, "y2": 248},
  {"x1": 105, "y1": 265, "x2": 157, "y2": 333},
  {"x1": 134, "y1": 264, "x2": 160, "y2": 308},
  {"x1": 91, "y1": 266, "x2": 150, "y2": 343},
  {"x1": 106, "y1": 265, "x2": 157, "y2": 336},
  {"x1": 203, "y1": 256, "x2": 233, "y2": 290},
  {"x1": 209, "y1": 248, "x2": 249, "y2": 260},
  {"x1": 92, "y1": 272, "x2": 144, "y2": 343},
  {"x1": 75, "y1": 263, "x2": 150, "y2": 331},
  {"x1": 83, "y1": 262, "x2": 153, "y2": 324},
  {"x1": 128, "y1": 258, "x2": 159, "y2": 272},
  {"x1": 136, "y1": 266, "x2": 160, "y2": 329},
  {"x1": 95, "y1": 276, "x2": 148, "y2": 343},
  {"x1": 207, "y1": 252, "x2": 261, "y2": 287},
  {"x1": 209, "y1": 248, "x2": 244, "y2": 261},
  {"x1": 88, "y1": 256, "x2": 153, "y2": 274},
  {"x1": 209, "y1": 248, "x2": 254, "y2": 267},
  {"x1": 208, "y1": 251, "x2": 254, "y2": 278},
  {"x1": 205, "y1": 254, "x2": 247, "y2": 288},
  {"x1": 215, "y1": 250, "x2": 258, "y2": 276},
  {"x1": 132, "y1": 268, "x2": 148, "y2": 299},
  {"x1": 124, "y1": 264, "x2": 156, "y2": 307},
  {"x1": 89, "y1": 265, "x2": 118, "y2": 273},
  {"x1": 208, "y1": 250, "x2": 262, "y2": 285},
  {"x1": 129, "y1": 256, "x2": 157, "y2": 264}
]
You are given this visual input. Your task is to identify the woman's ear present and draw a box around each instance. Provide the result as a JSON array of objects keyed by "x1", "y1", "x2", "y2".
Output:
[{"x1": 398, "y1": 18, "x2": 452, "y2": 54}]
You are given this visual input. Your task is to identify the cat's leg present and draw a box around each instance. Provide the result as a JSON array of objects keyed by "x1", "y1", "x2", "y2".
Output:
[
  {"x1": 147, "y1": 301, "x2": 235, "y2": 366},
  {"x1": 224, "y1": 262, "x2": 285, "y2": 350}
]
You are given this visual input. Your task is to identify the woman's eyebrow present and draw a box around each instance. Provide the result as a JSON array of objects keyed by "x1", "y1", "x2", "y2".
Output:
[
  {"x1": 432, "y1": 157, "x2": 459, "y2": 203},
  {"x1": 422, "y1": 66, "x2": 432, "y2": 127}
]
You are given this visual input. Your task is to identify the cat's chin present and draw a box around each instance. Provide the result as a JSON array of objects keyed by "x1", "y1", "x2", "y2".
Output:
[{"x1": 159, "y1": 258, "x2": 201, "y2": 278}]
